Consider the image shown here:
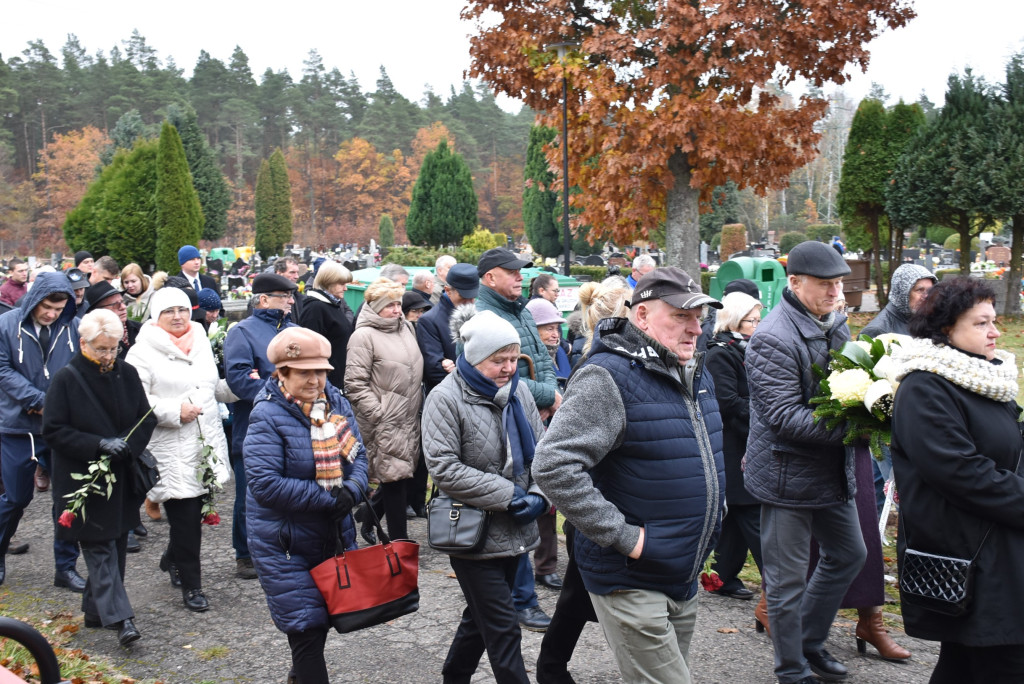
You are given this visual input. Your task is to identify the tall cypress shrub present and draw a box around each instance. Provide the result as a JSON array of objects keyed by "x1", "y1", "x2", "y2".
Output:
[
  {"x1": 155, "y1": 121, "x2": 203, "y2": 273},
  {"x1": 407, "y1": 140, "x2": 477, "y2": 247}
]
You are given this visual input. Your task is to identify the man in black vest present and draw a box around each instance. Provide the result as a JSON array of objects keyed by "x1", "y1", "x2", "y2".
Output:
[{"x1": 534, "y1": 267, "x2": 725, "y2": 684}]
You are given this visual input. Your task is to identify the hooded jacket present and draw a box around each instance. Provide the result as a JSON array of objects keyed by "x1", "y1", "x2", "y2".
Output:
[
  {"x1": 0, "y1": 271, "x2": 79, "y2": 435},
  {"x1": 345, "y1": 306, "x2": 423, "y2": 482},
  {"x1": 860, "y1": 264, "x2": 936, "y2": 338}
]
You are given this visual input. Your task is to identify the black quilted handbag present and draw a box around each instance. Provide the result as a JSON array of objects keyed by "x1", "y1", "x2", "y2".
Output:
[
  {"x1": 899, "y1": 449, "x2": 1020, "y2": 617},
  {"x1": 899, "y1": 547, "x2": 978, "y2": 617}
]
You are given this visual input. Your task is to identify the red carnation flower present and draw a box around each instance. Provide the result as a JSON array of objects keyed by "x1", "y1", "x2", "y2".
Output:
[
  {"x1": 700, "y1": 571, "x2": 723, "y2": 592},
  {"x1": 58, "y1": 510, "x2": 76, "y2": 528},
  {"x1": 202, "y1": 512, "x2": 221, "y2": 526}
]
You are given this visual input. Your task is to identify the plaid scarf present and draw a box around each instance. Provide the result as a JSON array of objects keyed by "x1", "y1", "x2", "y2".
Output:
[{"x1": 280, "y1": 383, "x2": 358, "y2": 490}]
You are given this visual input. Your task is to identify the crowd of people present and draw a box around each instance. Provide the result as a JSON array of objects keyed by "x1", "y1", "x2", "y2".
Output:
[{"x1": 0, "y1": 241, "x2": 1021, "y2": 684}]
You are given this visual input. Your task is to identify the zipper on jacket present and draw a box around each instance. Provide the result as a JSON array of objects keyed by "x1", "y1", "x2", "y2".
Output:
[{"x1": 683, "y1": 356, "x2": 721, "y2": 584}]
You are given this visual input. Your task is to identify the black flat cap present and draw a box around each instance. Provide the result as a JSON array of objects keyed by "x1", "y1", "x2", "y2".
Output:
[{"x1": 786, "y1": 241, "x2": 851, "y2": 279}]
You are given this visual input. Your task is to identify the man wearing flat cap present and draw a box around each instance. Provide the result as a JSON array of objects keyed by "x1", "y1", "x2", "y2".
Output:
[
  {"x1": 222, "y1": 272, "x2": 297, "y2": 580},
  {"x1": 744, "y1": 241, "x2": 866, "y2": 684},
  {"x1": 534, "y1": 266, "x2": 726, "y2": 684}
]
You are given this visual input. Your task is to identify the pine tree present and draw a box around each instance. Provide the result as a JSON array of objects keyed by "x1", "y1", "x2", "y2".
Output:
[
  {"x1": 168, "y1": 104, "x2": 230, "y2": 241},
  {"x1": 379, "y1": 214, "x2": 395, "y2": 249},
  {"x1": 155, "y1": 121, "x2": 203, "y2": 273},
  {"x1": 268, "y1": 148, "x2": 292, "y2": 252},
  {"x1": 522, "y1": 126, "x2": 560, "y2": 257},
  {"x1": 407, "y1": 140, "x2": 477, "y2": 247}
]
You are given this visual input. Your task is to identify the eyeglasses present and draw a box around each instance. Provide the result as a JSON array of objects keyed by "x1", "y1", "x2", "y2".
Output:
[
  {"x1": 86, "y1": 342, "x2": 118, "y2": 357},
  {"x1": 263, "y1": 293, "x2": 295, "y2": 300},
  {"x1": 98, "y1": 298, "x2": 126, "y2": 310},
  {"x1": 740, "y1": 318, "x2": 760, "y2": 327},
  {"x1": 159, "y1": 306, "x2": 191, "y2": 317}
]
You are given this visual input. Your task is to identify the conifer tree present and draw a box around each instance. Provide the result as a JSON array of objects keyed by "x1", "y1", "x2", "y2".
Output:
[
  {"x1": 254, "y1": 158, "x2": 275, "y2": 258},
  {"x1": 379, "y1": 214, "x2": 395, "y2": 249},
  {"x1": 104, "y1": 139, "x2": 159, "y2": 269},
  {"x1": 407, "y1": 140, "x2": 477, "y2": 247},
  {"x1": 522, "y1": 126, "x2": 561, "y2": 258},
  {"x1": 268, "y1": 148, "x2": 293, "y2": 252},
  {"x1": 168, "y1": 104, "x2": 230, "y2": 241},
  {"x1": 155, "y1": 121, "x2": 204, "y2": 272}
]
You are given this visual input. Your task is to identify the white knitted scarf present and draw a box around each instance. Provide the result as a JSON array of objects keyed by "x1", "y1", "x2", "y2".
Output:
[{"x1": 893, "y1": 338, "x2": 1019, "y2": 403}]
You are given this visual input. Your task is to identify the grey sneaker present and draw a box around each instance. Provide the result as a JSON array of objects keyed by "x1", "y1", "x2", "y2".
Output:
[{"x1": 236, "y1": 557, "x2": 257, "y2": 580}]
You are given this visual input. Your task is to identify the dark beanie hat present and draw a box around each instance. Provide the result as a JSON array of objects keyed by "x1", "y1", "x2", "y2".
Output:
[
  {"x1": 723, "y1": 278, "x2": 760, "y2": 298},
  {"x1": 786, "y1": 241, "x2": 851, "y2": 279},
  {"x1": 74, "y1": 251, "x2": 93, "y2": 267}
]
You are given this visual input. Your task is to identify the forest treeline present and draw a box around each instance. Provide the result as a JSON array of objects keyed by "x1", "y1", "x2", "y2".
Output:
[{"x1": 0, "y1": 31, "x2": 533, "y2": 253}]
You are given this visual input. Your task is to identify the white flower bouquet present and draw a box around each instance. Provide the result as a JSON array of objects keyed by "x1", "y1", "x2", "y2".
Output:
[{"x1": 810, "y1": 334, "x2": 909, "y2": 455}]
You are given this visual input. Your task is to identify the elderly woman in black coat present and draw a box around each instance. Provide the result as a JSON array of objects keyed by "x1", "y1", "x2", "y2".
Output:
[
  {"x1": 891, "y1": 277, "x2": 1024, "y2": 683},
  {"x1": 705, "y1": 290, "x2": 764, "y2": 602},
  {"x1": 43, "y1": 308, "x2": 156, "y2": 647}
]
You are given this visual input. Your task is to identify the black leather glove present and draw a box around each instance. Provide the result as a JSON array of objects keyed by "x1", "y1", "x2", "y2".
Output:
[
  {"x1": 331, "y1": 485, "x2": 356, "y2": 517},
  {"x1": 509, "y1": 493, "x2": 547, "y2": 525},
  {"x1": 98, "y1": 437, "x2": 132, "y2": 461}
]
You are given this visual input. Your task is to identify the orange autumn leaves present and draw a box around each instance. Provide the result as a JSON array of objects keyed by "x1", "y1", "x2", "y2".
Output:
[{"x1": 463, "y1": 0, "x2": 915, "y2": 246}]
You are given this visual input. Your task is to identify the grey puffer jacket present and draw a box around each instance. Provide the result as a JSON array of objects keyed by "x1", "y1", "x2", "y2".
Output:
[
  {"x1": 421, "y1": 368, "x2": 547, "y2": 560},
  {"x1": 860, "y1": 263, "x2": 936, "y2": 339},
  {"x1": 744, "y1": 290, "x2": 855, "y2": 508}
]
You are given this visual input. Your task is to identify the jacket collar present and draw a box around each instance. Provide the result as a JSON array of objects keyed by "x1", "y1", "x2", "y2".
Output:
[
  {"x1": 253, "y1": 307, "x2": 291, "y2": 329},
  {"x1": 777, "y1": 290, "x2": 846, "y2": 341},
  {"x1": 591, "y1": 317, "x2": 704, "y2": 391},
  {"x1": 477, "y1": 285, "x2": 525, "y2": 315}
]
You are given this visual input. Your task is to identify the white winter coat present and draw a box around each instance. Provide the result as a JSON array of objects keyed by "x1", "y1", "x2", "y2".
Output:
[{"x1": 125, "y1": 321, "x2": 234, "y2": 502}]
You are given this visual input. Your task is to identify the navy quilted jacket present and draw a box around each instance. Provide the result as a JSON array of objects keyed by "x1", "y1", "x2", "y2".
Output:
[
  {"x1": 534, "y1": 319, "x2": 725, "y2": 601},
  {"x1": 744, "y1": 291, "x2": 854, "y2": 507},
  {"x1": 244, "y1": 377, "x2": 369, "y2": 634}
]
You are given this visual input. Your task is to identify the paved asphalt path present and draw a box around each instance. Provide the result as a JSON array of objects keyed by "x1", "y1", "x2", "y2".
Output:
[{"x1": 2, "y1": 476, "x2": 937, "y2": 683}]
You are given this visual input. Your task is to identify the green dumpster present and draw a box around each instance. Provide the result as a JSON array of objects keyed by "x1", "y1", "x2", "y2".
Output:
[
  {"x1": 345, "y1": 266, "x2": 434, "y2": 312},
  {"x1": 709, "y1": 257, "x2": 787, "y2": 313},
  {"x1": 208, "y1": 247, "x2": 236, "y2": 264}
]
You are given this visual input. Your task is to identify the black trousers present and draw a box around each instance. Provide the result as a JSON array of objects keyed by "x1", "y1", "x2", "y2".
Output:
[
  {"x1": 930, "y1": 641, "x2": 1024, "y2": 684},
  {"x1": 534, "y1": 510, "x2": 558, "y2": 575},
  {"x1": 163, "y1": 495, "x2": 204, "y2": 590},
  {"x1": 407, "y1": 453, "x2": 428, "y2": 511},
  {"x1": 80, "y1": 533, "x2": 132, "y2": 627},
  {"x1": 287, "y1": 627, "x2": 330, "y2": 684},
  {"x1": 369, "y1": 479, "x2": 408, "y2": 541},
  {"x1": 444, "y1": 555, "x2": 530, "y2": 684},
  {"x1": 711, "y1": 503, "x2": 763, "y2": 590},
  {"x1": 536, "y1": 523, "x2": 597, "y2": 684}
]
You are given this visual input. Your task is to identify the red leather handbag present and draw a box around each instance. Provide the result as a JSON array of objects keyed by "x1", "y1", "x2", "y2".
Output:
[{"x1": 310, "y1": 509, "x2": 419, "y2": 634}]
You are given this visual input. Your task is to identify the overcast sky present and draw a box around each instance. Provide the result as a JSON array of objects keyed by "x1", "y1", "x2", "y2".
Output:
[{"x1": 3, "y1": 0, "x2": 1023, "y2": 112}]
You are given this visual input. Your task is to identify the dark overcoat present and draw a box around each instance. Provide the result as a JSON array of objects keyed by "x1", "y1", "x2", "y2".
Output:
[
  {"x1": 43, "y1": 352, "x2": 157, "y2": 542},
  {"x1": 891, "y1": 367, "x2": 1024, "y2": 646}
]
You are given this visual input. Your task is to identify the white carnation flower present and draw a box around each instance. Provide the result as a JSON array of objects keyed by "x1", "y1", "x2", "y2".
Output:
[
  {"x1": 828, "y1": 368, "x2": 874, "y2": 404},
  {"x1": 874, "y1": 333, "x2": 911, "y2": 351},
  {"x1": 853, "y1": 340, "x2": 872, "y2": 354}
]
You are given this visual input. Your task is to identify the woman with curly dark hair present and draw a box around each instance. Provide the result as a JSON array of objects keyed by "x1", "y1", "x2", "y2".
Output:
[{"x1": 891, "y1": 276, "x2": 1024, "y2": 683}]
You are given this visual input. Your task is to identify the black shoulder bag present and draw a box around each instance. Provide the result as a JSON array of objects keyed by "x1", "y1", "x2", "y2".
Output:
[{"x1": 899, "y1": 448, "x2": 1021, "y2": 617}]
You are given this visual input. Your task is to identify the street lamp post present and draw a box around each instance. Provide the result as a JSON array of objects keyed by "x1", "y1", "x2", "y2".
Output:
[{"x1": 547, "y1": 41, "x2": 578, "y2": 276}]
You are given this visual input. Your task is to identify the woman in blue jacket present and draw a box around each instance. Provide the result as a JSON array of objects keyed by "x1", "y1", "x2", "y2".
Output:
[{"x1": 244, "y1": 327, "x2": 369, "y2": 684}]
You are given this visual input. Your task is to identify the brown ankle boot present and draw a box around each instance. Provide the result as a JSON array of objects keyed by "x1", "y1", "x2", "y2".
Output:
[
  {"x1": 856, "y1": 608, "x2": 910, "y2": 661},
  {"x1": 754, "y1": 591, "x2": 770, "y2": 635}
]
